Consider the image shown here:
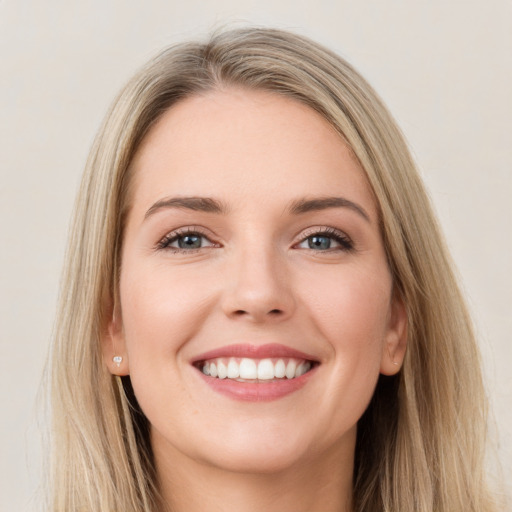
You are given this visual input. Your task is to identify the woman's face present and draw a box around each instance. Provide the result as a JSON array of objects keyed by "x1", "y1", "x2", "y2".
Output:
[{"x1": 106, "y1": 88, "x2": 406, "y2": 473}]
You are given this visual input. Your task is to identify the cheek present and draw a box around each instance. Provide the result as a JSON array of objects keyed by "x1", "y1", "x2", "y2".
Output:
[
  {"x1": 303, "y1": 262, "x2": 391, "y2": 381},
  {"x1": 119, "y1": 260, "x2": 216, "y2": 361},
  {"x1": 307, "y1": 259, "x2": 391, "y2": 332},
  {"x1": 308, "y1": 267, "x2": 391, "y2": 433},
  {"x1": 118, "y1": 262, "x2": 212, "y2": 425}
]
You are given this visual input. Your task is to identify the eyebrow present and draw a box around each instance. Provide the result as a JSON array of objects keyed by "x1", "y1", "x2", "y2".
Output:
[
  {"x1": 144, "y1": 196, "x2": 228, "y2": 219},
  {"x1": 144, "y1": 195, "x2": 370, "y2": 222},
  {"x1": 287, "y1": 196, "x2": 371, "y2": 222}
]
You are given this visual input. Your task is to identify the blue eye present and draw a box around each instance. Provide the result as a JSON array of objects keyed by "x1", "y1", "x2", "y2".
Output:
[
  {"x1": 297, "y1": 229, "x2": 353, "y2": 252},
  {"x1": 175, "y1": 234, "x2": 203, "y2": 249},
  {"x1": 307, "y1": 235, "x2": 333, "y2": 250},
  {"x1": 157, "y1": 230, "x2": 215, "y2": 251}
]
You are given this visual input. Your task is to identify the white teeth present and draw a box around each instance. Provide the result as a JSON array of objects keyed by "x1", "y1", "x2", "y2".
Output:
[
  {"x1": 200, "y1": 357, "x2": 313, "y2": 380},
  {"x1": 227, "y1": 359, "x2": 239, "y2": 379},
  {"x1": 217, "y1": 361, "x2": 227, "y2": 379},
  {"x1": 275, "y1": 359, "x2": 286, "y2": 378},
  {"x1": 257, "y1": 359, "x2": 275, "y2": 380},
  {"x1": 239, "y1": 358, "x2": 258, "y2": 379},
  {"x1": 285, "y1": 360, "x2": 297, "y2": 379},
  {"x1": 295, "y1": 361, "x2": 311, "y2": 377}
]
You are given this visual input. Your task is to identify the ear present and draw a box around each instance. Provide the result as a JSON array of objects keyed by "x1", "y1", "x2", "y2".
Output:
[
  {"x1": 380, "y1": 292, "x2": 408, "y2": 376},
  {"x1": 100, "y1": 301, "x2": 130, "y2": 376}
]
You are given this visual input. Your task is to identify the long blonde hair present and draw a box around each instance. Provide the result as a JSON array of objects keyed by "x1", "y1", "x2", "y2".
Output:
[{"x1": 46, "y1": 27, "x2": 499, "y2": 511}]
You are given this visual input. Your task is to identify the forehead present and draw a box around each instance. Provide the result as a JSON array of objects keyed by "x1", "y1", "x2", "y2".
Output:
[{"x1": 128, "y1": 88, "x2": 377, "y2": 219}]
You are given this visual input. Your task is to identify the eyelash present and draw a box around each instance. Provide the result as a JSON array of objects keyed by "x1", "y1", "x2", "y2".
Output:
[
  {"x1": 298, "y1": 227, "x2": 354, "y2": 252},
  {"x1": 156, "y1": 227, "x2": 216, "y2": 253},
  {"x1": 156, "y1": 226, "x2": 354, "y2": 253}
]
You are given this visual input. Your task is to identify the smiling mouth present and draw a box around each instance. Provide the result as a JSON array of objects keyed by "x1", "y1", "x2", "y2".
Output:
[{"x1": 195, "y1": 357, "x2": 316, "y2": 382}]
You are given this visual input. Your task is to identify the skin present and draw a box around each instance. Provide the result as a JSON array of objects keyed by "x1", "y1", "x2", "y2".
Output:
[{"x1": 103, "y1": 88, "x2": 407, "y2": 512}]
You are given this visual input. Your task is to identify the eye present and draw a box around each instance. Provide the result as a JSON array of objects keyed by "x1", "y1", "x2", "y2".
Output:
[
  {"x1": 157, "y1": 228, "x2": 217, "y2": 252},
  {"x1": 296, "y1": 228, "x2": 353, "y2": 252}
]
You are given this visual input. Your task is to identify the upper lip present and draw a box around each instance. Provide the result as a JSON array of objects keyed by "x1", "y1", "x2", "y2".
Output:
[{"x1": 191, "y1": 343, "x2": 320, "y2": 364}]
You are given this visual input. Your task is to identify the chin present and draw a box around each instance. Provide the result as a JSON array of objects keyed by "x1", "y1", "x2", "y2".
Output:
[
  {"x1": 204, "y1": 445, "x2": 308, "y2": 475},
  {"x1": 193, "y1": 422, "x2": 317, "y2": 475}
]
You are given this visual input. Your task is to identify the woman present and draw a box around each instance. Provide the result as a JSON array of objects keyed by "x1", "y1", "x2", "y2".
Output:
[{"x1": 46, "y1": 27, "x2": 500, "y2": 511}]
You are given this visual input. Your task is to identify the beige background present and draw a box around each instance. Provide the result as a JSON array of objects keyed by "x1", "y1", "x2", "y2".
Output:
[{"x1": 1, "y1": 1, "x2": 510, "y2": 510}]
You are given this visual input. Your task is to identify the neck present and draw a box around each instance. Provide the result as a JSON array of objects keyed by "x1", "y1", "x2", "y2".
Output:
[{"x1": 153, "y1": 430, "x2": 355, "y2": 512}]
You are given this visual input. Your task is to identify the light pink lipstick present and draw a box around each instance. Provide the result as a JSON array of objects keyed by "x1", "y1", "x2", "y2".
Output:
[
  {"x1": 192, "y1": 343, "x2": 317, "y2": 362},
  {"x1": 192, "y1": 343, "x2": 319, "y2": 402}
]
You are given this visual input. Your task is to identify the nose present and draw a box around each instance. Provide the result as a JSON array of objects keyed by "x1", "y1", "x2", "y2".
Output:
[{"x1": 221, "y1": 244, "x2": 296, "y2": 323}]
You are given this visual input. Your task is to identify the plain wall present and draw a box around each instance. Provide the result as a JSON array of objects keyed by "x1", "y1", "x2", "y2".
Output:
[{"x1": 1, "y1": 1, "x2": 510, "y2": 509}]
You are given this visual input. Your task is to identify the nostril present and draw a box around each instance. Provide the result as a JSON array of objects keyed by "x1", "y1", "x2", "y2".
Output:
[{"x1": 231, "y1": 308, "x2": 283, "y2": 318}]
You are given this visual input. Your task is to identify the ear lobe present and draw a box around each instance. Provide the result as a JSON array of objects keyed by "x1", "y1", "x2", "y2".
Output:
[
  {"x1": 101, "y1": 304, "x2": 130, "y2": 376},
  {"x1": 380, "y1": 293, "x2": 408, "y2": 376}
]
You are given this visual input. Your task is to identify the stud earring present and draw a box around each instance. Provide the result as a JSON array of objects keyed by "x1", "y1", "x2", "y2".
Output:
[{"x1": 113, "y1": 356, "x2": 123, "y2": 368}]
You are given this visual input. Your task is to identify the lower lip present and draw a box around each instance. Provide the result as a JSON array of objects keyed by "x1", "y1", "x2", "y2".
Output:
[{"x1": 196, "y1": 366, "x2": 317, "y2": 402}]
